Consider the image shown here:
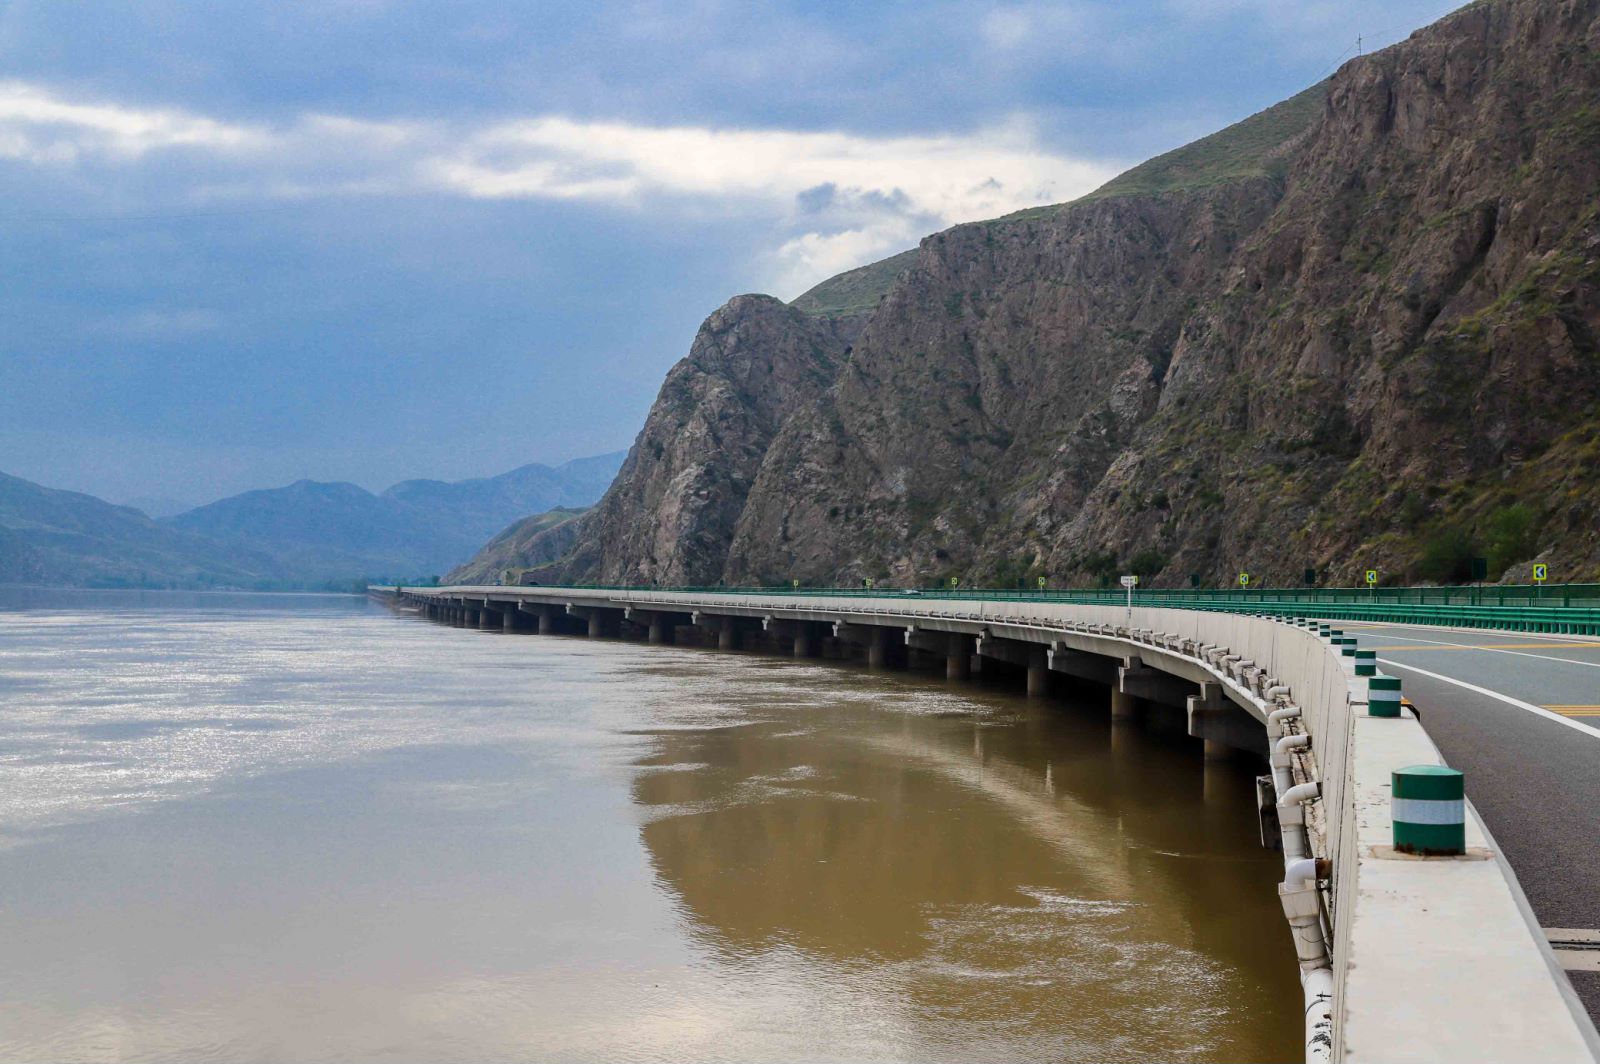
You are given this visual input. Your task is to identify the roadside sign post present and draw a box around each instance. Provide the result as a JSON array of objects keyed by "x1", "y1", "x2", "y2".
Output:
[
  {"x1": 1366, "y1": 569, "x2": 1378, "y2": 598},
  {"x1": 1120, "y1": 574, "x2": 1138, "y2": 624},
  {"x1": 1238, "y1": 572, "x2": 1249, "y2": 589},
  {"x1": 1533, "y1": 563, "x2": 1548, "y2": 602},
  {"x1": 1037, "y1": 575, "x2": 1047, "y2": 592}
]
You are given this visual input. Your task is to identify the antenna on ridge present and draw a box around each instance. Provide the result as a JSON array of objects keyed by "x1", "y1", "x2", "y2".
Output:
[{"x1": 1357, "y1": 33, "x2": 1364, "y2": 55}]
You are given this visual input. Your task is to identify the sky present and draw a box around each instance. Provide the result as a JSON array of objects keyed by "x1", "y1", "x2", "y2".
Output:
[{"x1": 0, "y1": 0, "x2": 1465, "y2": 510}]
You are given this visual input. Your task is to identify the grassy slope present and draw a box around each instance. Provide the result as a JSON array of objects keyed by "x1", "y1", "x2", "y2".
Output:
[{"x1": 790, "y1": 249, "x2": 920, "y2": 317}]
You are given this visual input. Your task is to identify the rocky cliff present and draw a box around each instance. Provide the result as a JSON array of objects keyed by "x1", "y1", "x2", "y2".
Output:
[
  {"x1": 545, "y1": 293, "x2": 874, "y2": 585},
  {"x1": 480, "y1": 0, "x2": 1600, "y2": 588}
]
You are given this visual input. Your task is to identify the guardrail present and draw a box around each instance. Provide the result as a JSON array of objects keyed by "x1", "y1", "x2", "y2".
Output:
[{"x1": 492, "y1": 582, "x2": 1600, "y2": 635}]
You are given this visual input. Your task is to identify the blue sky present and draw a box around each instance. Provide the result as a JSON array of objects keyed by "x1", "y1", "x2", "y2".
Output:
[{"x1": 0, "y1": 0, "x2": 1463, "y2": 509}]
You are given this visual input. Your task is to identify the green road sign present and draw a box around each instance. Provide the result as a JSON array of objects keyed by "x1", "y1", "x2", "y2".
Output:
[
  {"x1": 792, "y1": 579, "x2": 800, "y2": 588},
  {"x1": 1037, "y1": 576, "x2": 1046, "y2": 588},
  {"x1": 950, "y1": 576, "x2": 960, "y2": 588},
  {"x1": 863, "y1": 578, "x2": 872, "y2": 589},
  {"x1": 1533, "y1": 563, "x2": 1548, "y2": 584},
  {"x1": 1238, "y1": 573, "x2": 1249, "y2": 588},
  {"x1": 1366, "y1": 569, "x2": 1379, "y2": 586}
]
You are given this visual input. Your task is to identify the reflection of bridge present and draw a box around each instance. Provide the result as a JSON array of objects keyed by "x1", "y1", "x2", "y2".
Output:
[{"x1": 377, "y1": 584, "x2": 1600, "y2": 1063}]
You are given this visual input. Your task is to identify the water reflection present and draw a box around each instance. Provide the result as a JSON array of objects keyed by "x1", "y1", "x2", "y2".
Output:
[{"x1": 631, "y1": 668, "x2": 1298, "y2": 1060}]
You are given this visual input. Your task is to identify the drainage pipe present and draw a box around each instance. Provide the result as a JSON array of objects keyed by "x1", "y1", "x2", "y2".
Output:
[
  {"x1": 1282, "y1": 857, "x2": 1335, "y2": 1062},
  {"x1": 1267, "y1": 705, "x2": 1301, "y2": 739}
]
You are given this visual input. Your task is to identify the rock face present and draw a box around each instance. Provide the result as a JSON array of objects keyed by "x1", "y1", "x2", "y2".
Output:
[
  {"x1": 549, "y1": 294, "x2": 871, "y2": 585},
  {"x1": 531, "y1": 0, "x2": 1600, "y2": 587}
]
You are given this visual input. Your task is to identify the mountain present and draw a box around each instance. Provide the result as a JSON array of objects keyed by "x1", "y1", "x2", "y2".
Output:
[
  {"x1": 0, "y1": 472, "x2": 280, "y2": 587},
  {"x1": 167, "y1": 452, "x2": 625, "y2": 583},
  {"x1": 524, "y1": 0, "x2": 1600, "y2": 588},
  {"x1": 0, "y1": 452, "x2": 625, "y2": 588},
  {"x1": 444, "y1": 507, "x2": 588, "y2": 585},
  {"x1": 120, "y1": 495, "x2": 198, "y2": 520}
]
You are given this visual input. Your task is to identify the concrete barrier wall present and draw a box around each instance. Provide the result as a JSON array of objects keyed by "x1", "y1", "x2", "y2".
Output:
[{"x1": 391, "y1": 586, "x2": 1599, "y2": 1063}]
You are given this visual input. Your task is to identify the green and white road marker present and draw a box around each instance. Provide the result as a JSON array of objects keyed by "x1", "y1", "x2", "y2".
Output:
[
  {"x1": 1392, "y1": 765, "x2": 1465, "y2": 855},
  {"x1": 1368, "y1": 675, "x2": 1402, "y2": 717}
]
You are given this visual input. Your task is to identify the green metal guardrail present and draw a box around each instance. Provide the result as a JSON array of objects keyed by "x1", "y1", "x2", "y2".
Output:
[{"x1": 463, "y1": 580, "x2": 1600, "y2": 636}]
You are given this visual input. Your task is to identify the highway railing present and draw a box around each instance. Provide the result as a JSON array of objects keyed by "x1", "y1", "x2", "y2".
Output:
[{"x1": 513, "y1": 582, "x2": 1600, "y2": 635}]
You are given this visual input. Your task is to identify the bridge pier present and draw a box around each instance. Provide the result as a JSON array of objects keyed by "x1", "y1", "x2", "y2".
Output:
[
  {"x1": 1027, "y1": 645, "x2": 1050, "y2": 697},
  {"x1": 946, "y1": 634, "x2": 972, "y2": 680},
  {"x1": 715, "y1": 616, "x2": 739, "y2": 651},
  {"x1": 517, "y1": 602, "x2": 554, "y2": 634},
  {"x1": 1111, "y1": 688, "x2": 1139, "y2": 721},
  {"x1": 501, "y1": 607, "x2": 518, "y2": 633},
  {"x1": 566, "y1": 604, "x2": 615, "y2": 638},
  {"x1": 625, "y1": 608, "x2": 680, "y2": 645},
  {"x1": 1187, "y1": 682, "x2": 1266, "y2": 759},
  {"x1": 867, "y1": 626, "x2": 890, "y2": 669},
  {"x1": 478, "y1": 605, "x2": 496, "y2": 631}
]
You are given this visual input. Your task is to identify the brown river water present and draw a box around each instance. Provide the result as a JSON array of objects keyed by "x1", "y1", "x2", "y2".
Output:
[{"x1": 0, "y1": 591, "x2": 1298, "y2": 1062}]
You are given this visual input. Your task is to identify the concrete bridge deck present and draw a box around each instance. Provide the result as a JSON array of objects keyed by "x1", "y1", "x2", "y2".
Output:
[
  {"x1": 1338, "y1": 622, "x2": 1600, "y2": 1016},
  {"x1": 378, "y1": 584, "x2": 1600, "y2": 1063}
]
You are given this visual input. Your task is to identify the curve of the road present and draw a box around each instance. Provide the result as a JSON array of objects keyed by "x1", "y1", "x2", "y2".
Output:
[{"x1": 1327, "y1": 620, "x2": 1600, "y2": 1020}]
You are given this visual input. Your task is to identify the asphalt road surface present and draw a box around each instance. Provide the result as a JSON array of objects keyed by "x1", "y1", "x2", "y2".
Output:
[{"x1": 1333, "y1": 621, "x2": 1600, "y2": 1022}]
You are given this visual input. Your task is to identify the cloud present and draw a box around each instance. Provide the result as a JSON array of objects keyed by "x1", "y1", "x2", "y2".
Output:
[
  {"x1": 0, "y1": 80, "x2": 264, "y2": 163},
  {"x1": 0, "y1": 79, "x2": 1120, "y2": 295},
  {"x1": 421, "y1": 114, "x2": 1117, "y2": 292}
]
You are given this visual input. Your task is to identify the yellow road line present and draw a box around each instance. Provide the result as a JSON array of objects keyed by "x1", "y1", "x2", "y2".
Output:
[
  {"x1": 1548, "y1": 706, "x2": 1600, "y2": 716},
  {"x1": 1367, "y1": 642, "x2": 1600, "y2": 652}
]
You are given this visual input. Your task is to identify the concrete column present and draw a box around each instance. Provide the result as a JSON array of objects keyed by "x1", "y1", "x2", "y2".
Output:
[
  {"x1": 647, "y1": 618, "x2": 668, "y2": 644},
  {"x1": 588, "y1": 613, "x2": 604, "y2": 638},
  {"x1": 717, "y1": 619, "x2": 737, "y2": 651},
  {"x1": 1111, "y1": 688, "x2": 1138, "y2": 720},
  {"x1": 466, "y1": 608, "x2": 480, "y2": 628},
  {"x1": 946, "y1": 634, "x2": 971, "y2": 680},
  {"x1": 538, "y1": 610, "x2": 554, "y2": 635},
  {"x1": 867, "y1": 627, "x2": 888, "y2": 669},
  {"x1": 793, "y1": 628, "x2": 815, "y2": 658},
  {"x1": 1027, "y1": 646, "x2": 1049, "y2": 697},
  {"x1": 479, "y1": 608, "x2": 495, "y2": 631},
  {"x1": 1187, "y1": 682, "x2": 1265, "y2": 759},
  {"x1": 502, "y1": 609, "x2": 517, "y2": 633}
]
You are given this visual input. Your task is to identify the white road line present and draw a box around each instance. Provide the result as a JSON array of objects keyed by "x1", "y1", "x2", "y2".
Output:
[
  {"x1": 1377, "y1": 658, "x2": 1600, "y2": 738},
  {"x1": 1363, "y1": 631, "x2": 1600, "y2": 670}
]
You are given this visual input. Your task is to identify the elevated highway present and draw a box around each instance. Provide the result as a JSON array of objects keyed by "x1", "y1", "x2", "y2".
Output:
[
  {"x1": 1337, "y1": 623, "x2": 1600, "y2": 1009},
  {"x1": 377, "y1": 583, "x2": 1600, "y2": 1063}
]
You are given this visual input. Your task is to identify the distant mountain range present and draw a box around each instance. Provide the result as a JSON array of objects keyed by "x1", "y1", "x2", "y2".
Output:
[{"x1": 0, "y1": 452, "x2": 623, "y2": 589}]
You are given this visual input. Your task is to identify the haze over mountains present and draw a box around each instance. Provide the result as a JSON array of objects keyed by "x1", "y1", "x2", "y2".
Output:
[
  {"x1": 0, "y1": 453, "x2": 622, "y2": 588},
  {"x1": 459, "y1": 0, "x2": 1600, "y2": 588}
]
